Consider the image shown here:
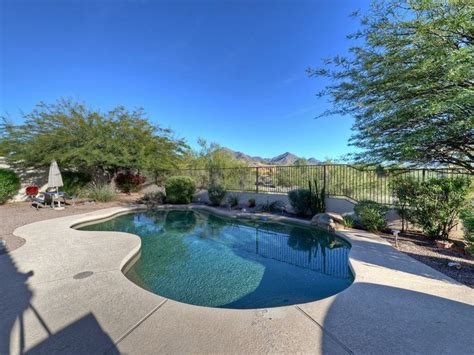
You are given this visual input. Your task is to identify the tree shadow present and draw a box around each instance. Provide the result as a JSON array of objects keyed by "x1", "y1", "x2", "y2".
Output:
[
  {"x1": 320, "y1": 282, "x2": 474, "y2": 354},
  {"x1": 0, "y1": 249, "x2": 118, "y2": 354}
]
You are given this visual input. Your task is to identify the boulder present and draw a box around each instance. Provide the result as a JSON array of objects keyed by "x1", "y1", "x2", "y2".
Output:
[{"x1": 311, "y1": 212, "x2": 345, "y2": 232}]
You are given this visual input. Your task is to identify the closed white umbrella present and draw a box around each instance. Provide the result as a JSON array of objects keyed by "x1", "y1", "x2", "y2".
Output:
[
  {"x1": 48, "y1": 160, "x2": 64, "y2": 209},
  {"x1": 48, "y1": 160, "x2": 63, "y2": 190}
]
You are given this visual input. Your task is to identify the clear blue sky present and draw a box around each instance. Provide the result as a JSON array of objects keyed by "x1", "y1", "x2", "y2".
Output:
[{"x1": 1, "y1": 0, "x2": 369, "y2": 160}]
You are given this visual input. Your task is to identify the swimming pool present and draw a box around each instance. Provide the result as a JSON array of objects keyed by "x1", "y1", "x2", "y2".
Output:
[{"x1": 79, "y1": 209, "x2": 353, "y2": 309}]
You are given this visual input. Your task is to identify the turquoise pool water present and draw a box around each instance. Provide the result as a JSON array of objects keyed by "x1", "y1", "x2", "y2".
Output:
[{"x1": 79, "y1": 209, "x2": 353, "y2": 309}]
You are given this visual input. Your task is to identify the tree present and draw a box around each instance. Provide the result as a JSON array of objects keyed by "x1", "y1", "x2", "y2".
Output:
[
  {"x1": 0, "y1": 98, "x2": 188, "y2": 182},
  {"x1": 187, "y1": 139, "x2": 247, "y2": 186},
  {"x1": 310, "y1": 0, "x2": 473, "y2": 172}
]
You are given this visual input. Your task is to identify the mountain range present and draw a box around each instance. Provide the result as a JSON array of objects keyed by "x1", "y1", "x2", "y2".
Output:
[{"x1": 221, "y1": 148, "x2": 321, "y2": 166}]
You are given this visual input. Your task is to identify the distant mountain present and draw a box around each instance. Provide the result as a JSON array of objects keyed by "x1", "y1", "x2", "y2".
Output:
[
  {"x1": 269, "y1": 152, "x2": 299, "y2": 165},
  {"x1": 221, "y1": 148, "x2": 321, "y2": 166}
]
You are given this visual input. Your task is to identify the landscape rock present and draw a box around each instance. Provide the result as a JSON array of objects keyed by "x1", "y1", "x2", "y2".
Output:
[{"x1": 311, "y1": 212, "x2": 345, "y2": 232}]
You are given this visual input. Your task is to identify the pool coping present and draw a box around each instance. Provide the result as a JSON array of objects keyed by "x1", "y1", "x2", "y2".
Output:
[{"x1": 5, "y1": 204, "x2": 474, "y2": 354}]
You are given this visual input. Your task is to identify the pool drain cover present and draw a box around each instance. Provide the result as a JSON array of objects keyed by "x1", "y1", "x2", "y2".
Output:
[{"x1": 73, "y1": 271, "x2": 94, "y2": 279}]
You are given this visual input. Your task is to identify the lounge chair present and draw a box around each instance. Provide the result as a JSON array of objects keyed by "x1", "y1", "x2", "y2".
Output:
[{"x1": 26, "y1": 186, "x2": 53, "y2": 209}]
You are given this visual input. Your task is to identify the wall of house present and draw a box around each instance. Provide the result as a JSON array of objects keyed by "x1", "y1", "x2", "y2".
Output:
[{"x1": 0, "y1": 157, "x2": 48, "y2": 202}]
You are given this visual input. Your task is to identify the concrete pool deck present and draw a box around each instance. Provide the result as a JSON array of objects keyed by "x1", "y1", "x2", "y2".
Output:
[{"x1": 1, "y1": 205, "x2": 473, "y2": 354}]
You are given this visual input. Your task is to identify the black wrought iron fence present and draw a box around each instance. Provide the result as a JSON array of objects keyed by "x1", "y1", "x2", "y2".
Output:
[{"x1": 157, "y1": 165, "x2": 469, "y2": 205}]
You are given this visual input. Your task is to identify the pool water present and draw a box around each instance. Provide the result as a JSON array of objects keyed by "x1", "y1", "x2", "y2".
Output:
[{"x1": 79, "y1": 209, "x2": 353, "y2": 309}]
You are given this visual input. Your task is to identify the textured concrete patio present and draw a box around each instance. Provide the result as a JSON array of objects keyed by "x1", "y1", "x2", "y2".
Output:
[{"x1": 1, "y1": 205, "x2": 473, "y2": 354}]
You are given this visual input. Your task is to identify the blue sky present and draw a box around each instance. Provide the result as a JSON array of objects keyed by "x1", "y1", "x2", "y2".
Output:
[{"x1": 1, "y1": 0, "x2": 369, "y2": 160}]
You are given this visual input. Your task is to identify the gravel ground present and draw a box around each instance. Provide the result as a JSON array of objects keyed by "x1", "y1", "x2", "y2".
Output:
[
  {"x1": 0, "y1": 199, "x2": 136, "y2": 254},
  {"x1": 382, "y1": 232, "x2": 474, "y2": 288}
]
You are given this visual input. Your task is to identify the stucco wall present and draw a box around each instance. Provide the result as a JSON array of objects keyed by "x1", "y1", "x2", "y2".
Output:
[
  {"x1": 0, "y1": 157, "x2": 48, "y2": 202},
  {"x1": 193, "y1": 190, "x2": 294, "y2": 212},
  {"x1": 193, "y1": 190, "x2": 406, "y2": 228}
]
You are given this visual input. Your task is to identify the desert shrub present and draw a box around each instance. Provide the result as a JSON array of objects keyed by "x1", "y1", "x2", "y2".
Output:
[
  {"x1": 165, "y1": 176, "x2": 196, "y2": 204},
  {"x1": 82, "y1": 182, "x2": 116, "y2": 202},
  {"x1": 354, "y1": 200, "x2": 388, "y2": 232},
  {"x1": 405, "y1": 177, "x2": 471, "y2": 239},
  {"x1": 0, "y1": 169, "x2": 20, "y2": 204},
  {"x1": 227, "y1": 194, "x2": 239, "y2": 208},
  {"x1": 208, "y1": 185, "x2": 226, "y2": 206},
  {"x1": 62, "y1": 171, "x2": 91, "y2": 196},
  {"x1": 256, "y1": 200, "x2": 285, "y2": 213},
  {"x1": 140, "y1": 191, "x2": 166, "y2": 206},
  {"x1": 390, "y1": 177, "x2": 417, "y2": 232},
  {"x1": 308, "y1": 179, "x2": 326, "y2": 215},
  {"x1": 288, "y1": 188, "x2": 311, "y2": 216},
  {"x1": 460, "y1": 206, "x2": 474, "y2": 255},
  {"x1": 248, "y1": 198, "x2": 256, "y2": 208},
  {"x1": 115, "y1": 172, "x2": 146, "y2": 193},
  {"x1": 342, "y1": 215, "x2": 355, "y2": 228}
]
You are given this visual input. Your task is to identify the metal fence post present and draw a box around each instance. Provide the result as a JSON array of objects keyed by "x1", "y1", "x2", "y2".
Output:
[
  {"x1": 323, "y1": 165, "x2": 327, "y2": 195},
  {"x1": 256, "y1": 167, "x2": 259, "y2": 193}
]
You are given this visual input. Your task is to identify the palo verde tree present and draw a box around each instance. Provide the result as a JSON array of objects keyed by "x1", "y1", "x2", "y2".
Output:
[
  {"x1": 310, "y1": 0, "x2": 473, "y2": 172},
  {"x1": 0, "y1": 98, "x2": 188, "y2": 182}
]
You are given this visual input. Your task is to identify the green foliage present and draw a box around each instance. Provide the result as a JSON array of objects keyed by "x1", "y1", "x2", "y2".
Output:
[
  {"x1": 82, "y1": 183, "x2": 116, "y2": 202},
  {"x1": 0, "y1": 169, "x2": 20, "y2": 204},
  {"x1": 62, "y1": 171, "x2": 91, "y2": 196},
  {"x1": 390, "y1": 177, "x2": 418, "y2": 232},
  {"x1": 288, "y1": 189, "x2": 312, "y2": 216},
  {"x1": 460, "y1": 206, "x2": 474, "y2": 255},
  {"x1": 165, "y1": 176, "x2": 196, "y2": 204},
  {"x1": 248, "y1": 198, "x2": 256, "y2": 208},
  {"x1": 0, "y1": 98, "x2": 189, "y2": 182},
  {"x1": 308, "y1": 179, "x2": 326, "y2": 215},
  {"x1": 311, "y1": 0, "x2": 474, "y2": 172},
  {"x1": 187, "y1": 139, "x2": 250, "y2": 190},
  {"x1": 342, "y1": 215, "x2": 355, "y2": 229},
  {"x1": 227, "y1": 194, "x2": 239, "y2": 208},
  {"x1": 354, "y1": 200, "x2": 388, "y2": 232},
  {"x1": 207, "y1": 185, "x2": 226, "y2": 206},
  {"x1": 401, "y1": 177, "x2": 471, "y2": 239},
  {"x1": 256, "y1": 200, "x2": 285, "y2": 213}
]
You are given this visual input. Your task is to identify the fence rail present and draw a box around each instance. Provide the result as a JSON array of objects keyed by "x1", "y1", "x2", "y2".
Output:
[{"x1": 157, "y1": 165, "x2": 469, "y2": 205}]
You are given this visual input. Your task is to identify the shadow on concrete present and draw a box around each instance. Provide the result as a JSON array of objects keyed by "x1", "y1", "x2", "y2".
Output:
[
  {"x1": 320, "y1": 282, "x2": 474, "y2": 354},
  {"x1": 348, "y1": 235, "x2": 461, "y2": 285},
  {"x1": 0, "y1": 249, "x2": 117, "y2": 354}
]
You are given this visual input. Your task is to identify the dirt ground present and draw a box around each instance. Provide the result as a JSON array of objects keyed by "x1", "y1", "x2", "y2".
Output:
[
  {"x1": 0, "y1": 198, "x2": 137, "y2": 253},
  {"x1": 381, "y1": 231, "x2": 474, "y2": 288}
]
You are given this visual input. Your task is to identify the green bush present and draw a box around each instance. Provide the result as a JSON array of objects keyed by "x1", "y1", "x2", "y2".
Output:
[
  {"x1": 208, "y1": 185, "x2": 226, "y2": 206},
  {"x1": 256, "y1": 200, "x2": 285, "y2": 213},
  {"x1": 0, "y1": 169, "x2": 20, "y2": 204},
  {"x1": 308, "y1": 179, "x2": 326, "y2": 215},
  {"x1": 460, "y1": 206, "x2": 474, "y2": 255},
  {"x1": 248, "y1": 198, "x2": 256, "y2": 208},
  {"x1": 62, "y1": 171, "x2": 91, "y2": 196},
  {"x1": 390, "y1": 177, "x2": 417, "y2": 232},
  {"x1": 354, "y1": 200, "x2": 388, "y2": 232},
  {"x1": 165, "y1": 176, "x2": 196, "y2": 204},
  {"x1": 288, "y1": 189, "x2": 311, "y2": 216},
  {"x1": 342, "y1": 215, "x2": 355, "y2": 228},
  {"x1": 82, "y1": 182, "x2": 116, "y2": 202},
  {"x1": 227, "y1": 194, "x2": 239, "y2": 208},
  {"x1": 404, "y1": 177, "x2": 471, "y2": 239}
]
